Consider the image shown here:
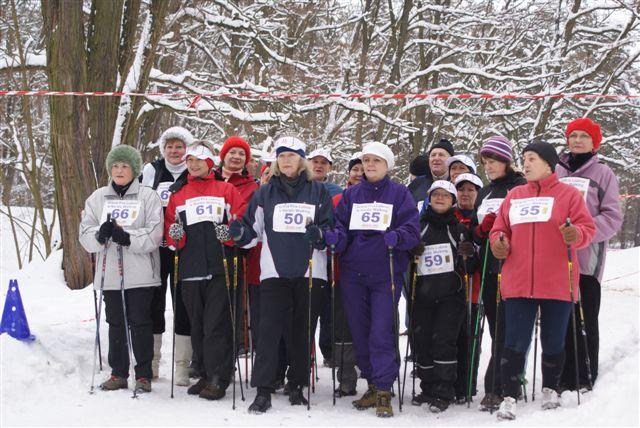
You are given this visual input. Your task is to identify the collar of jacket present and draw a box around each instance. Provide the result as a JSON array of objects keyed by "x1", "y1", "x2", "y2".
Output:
[
  {"x1": 217, "y1": 167, "x2": 254, "y2": 185},
  {"x1": 558, "y1": 151, "x2": 599, "y2": 175},
  {"x1": 423, "y1": 205, "x2": 457, "y2": 228},
  {"x1": 361, "y1": 175, "x2": 391, "y2": 192},
  {"x1": 106, "y1": 179, "x2": 140, "y2": 197},
  {"x1": 526, "y1": 172, "x2": 559, "y2": 192},
  {"x1": 187, "y1": 171, "x2": 220, "y2": 183},
  {"x1": 271, "y1": 173, "x2": 310, "y2": 189},
  {"x1": 491, "y1": 170, "x2": 522, "y2": 187}
]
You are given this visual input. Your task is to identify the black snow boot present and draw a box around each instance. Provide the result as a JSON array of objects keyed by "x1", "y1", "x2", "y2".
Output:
[
  {"x1": 500, "y1": 347, "x2": 527, "y2": 401},
  {"x1": 248, "y1": 388, "x2": 272, "y2": 414},
  {"x1": 541, "y1": 351, "x2": 566, "y2": 393},
  {"x1": 288, "y1": 385, "x2": 309, "y2": 406}
]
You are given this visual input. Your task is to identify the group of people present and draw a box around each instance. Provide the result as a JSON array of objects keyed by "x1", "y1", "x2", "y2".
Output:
[{"x1": 79, "y1": 116, "x2": 622, "y2": 420}]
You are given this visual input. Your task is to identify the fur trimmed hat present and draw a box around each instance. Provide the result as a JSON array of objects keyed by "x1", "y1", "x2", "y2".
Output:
[
  {"x1": 106, "y1": 145, "x2": 142, "y2": 178},
  {"x1": 156, "y1": 126, "x2": 194, "y2": 156}
]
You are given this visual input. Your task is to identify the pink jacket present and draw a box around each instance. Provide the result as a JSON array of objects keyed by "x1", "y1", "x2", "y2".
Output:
[{"x1": 490, "y1": 173, "x2": 595, "y2": 302}]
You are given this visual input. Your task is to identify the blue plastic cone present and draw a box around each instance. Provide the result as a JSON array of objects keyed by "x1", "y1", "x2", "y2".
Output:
[{"x1": 0, "y1": 279, "x2": 35, "y2": 341}]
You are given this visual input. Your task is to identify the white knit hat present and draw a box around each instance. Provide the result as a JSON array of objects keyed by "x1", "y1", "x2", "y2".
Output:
[
  {"x1": 155, "y1": 126, "x2": 195, "y2": 156},
  {"x1": 454, "y1": 173, "x2": 483, "y2": 189},
  {"x1": 362, "y1": 142, "x2": 395, "y2": 170},
  {"x1": 446, "y1": 154, "x2": 477, "y2": 174}
]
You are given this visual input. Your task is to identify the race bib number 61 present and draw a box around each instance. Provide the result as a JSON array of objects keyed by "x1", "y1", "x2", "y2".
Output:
[{"x1": 185, "y1": 196, "x2": 225, "y2": 225}]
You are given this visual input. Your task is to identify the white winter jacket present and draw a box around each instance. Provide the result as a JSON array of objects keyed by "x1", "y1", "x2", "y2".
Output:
[{"x1": 79, "y1": 180, "x2": 163, "y2": 291}]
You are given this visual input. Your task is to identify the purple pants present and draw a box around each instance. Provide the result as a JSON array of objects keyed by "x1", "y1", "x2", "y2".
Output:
[{"x1": 341, "y1": 271, "x2": 403, "y2": 391}]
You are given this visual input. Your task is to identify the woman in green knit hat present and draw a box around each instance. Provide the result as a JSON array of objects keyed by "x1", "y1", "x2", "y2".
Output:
[{"x1": 79, "y1": 144, "x2": 164, "y2": 394}]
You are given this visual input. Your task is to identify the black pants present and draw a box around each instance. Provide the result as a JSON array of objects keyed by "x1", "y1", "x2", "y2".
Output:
[
  {"x1": 413, "y1": 284, "x2": 465, "y2": 401},
  {"x1": 318, "y1": 284, "x2": 333, "y2": 360},
  {"x1": 334, "y1": 283, "x2": 357, "y2": 389},
  {"x1": 560, "y1": 274, "x2": 601, "y2": 389},
  {"x1": 104, "y1": 287, "x2": 154, "y2": 379},
  {"x1": 251, "y1": 277, "x2": 327, "y2": 389},
  {"x1": 181, "y1": 277, "x2": 233, "y2": 388},
  {"x1": 482, "y1": 273, "x2": 504, "y2": 395},
  {"x1": 151, "y1": 246, "x2": 191, "y2": 335},
  {"x1": 248, "y1": 284, "x2": 260, "y2": 353},
  {"x1": 455, "y1": 303, "x2": 481, "y2": 399},
  {"x1": 226, "y1": 252, "x2": 246, "y2": 353}
]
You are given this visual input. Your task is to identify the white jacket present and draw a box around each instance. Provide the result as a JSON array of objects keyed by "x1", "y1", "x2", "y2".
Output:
[{"x1": 79, "y1": 180, "x2": 163, "y2": 290}]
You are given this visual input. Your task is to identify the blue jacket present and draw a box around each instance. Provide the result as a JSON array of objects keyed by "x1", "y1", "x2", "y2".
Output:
[
  {"x1": 323, "y1": 181, "x2": 343, "y2": 198},
  {"x1": 236, "y1": 175, "x2": 333, "y2": 281},
  {"x1": 333, "y1": 176, "x2": 420, "y2": 281}
]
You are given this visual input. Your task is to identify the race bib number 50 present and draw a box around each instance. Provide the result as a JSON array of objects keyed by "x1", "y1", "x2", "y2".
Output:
[
  {"x1": 509, "y1": 197, "x2": 554, "y2": 225},
  {"x1": 349, "y1": 202, "x2": 393, "y2": 231},
  {"x1": 101, "y1": 200, "x2": 141, "y2": 227},
  {"x1": 272, "y1": 203, "x2": 316, "y2": 233},
  {"x1": 185, "y1": 196, "x2": 225, "y2": 225}
]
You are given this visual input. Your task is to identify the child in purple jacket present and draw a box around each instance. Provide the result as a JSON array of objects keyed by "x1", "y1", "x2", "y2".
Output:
[{"x1": 325, "y1": 142, "x2": 420, "y2": 418}]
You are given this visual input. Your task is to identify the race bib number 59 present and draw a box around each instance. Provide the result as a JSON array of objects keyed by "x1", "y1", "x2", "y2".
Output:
[
  {"x1": 101, "y1": 200, "x2": 141, "y2": 227},
  {"x1": 509, "y1": 197, "x2": 554, "y2": 225},
  {"x1": 272, "y1": 203, "x2": 316, "y2": 233},
  {"x1": 417, "y1": 243, "x2": 454, "y2": 275},
  {"x1": 349, "y1": 202, "x2": 393, "y2": 231}
]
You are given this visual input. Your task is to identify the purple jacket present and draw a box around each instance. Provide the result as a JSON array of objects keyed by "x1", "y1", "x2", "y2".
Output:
[
  {"x1": 556, "y1": 153, "x2": 623, "y2": 282},
  {"x1": 333, "y1": 176, "x2": 420, "y2": 281}
]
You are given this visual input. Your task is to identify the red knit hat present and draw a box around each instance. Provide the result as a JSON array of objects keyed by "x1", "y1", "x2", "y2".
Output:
[
  {"x1": 565, "y1": 118, "x2": 602, "y2": 151},
  {"x1": 220, "y1": 136, "x2": 251, "y2": 165}
]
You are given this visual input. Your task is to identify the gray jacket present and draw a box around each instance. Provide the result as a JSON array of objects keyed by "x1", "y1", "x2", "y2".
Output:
[{"x1": 79, "y1": 180, "x2": 163, "y2": 290}]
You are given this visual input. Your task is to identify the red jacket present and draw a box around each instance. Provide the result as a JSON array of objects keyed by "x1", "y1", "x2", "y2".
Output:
[
  {"x1": 490, "y1": 173, "x2": 595, "y2": 302},
  {"x1": 219, "y1": 169, "x2": 262, "y2": 285},
  {"x1": 453, "y1": 208, "x2": 481, "y2": 304}
]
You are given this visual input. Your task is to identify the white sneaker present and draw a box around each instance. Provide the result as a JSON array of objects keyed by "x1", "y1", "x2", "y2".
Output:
[
  {"x1": 496, "y1": 396, "x2": 516, "y2": 420},
  {"x1": 541, "y1": 387, "x2": 560, "y2": 410}
]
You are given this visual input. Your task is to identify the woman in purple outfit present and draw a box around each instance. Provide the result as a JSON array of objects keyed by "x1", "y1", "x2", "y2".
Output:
[{"x1": 324, "y1": 142, "x2": 420, "y2": 418}]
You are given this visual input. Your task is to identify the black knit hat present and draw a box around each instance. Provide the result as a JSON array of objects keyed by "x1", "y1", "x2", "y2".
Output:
[
  {"x1": 409, "y1": 154, "x2": 429, "y2": 176},
  {"x1": 523, "y1": 140, "x2": 560, "y2": 172},
  {"x1": 348, "y1": 157, "x2": 362, "y2": 172},
  {"x1": 429, "y1": 138, "x2": 455, "y2": 157}
]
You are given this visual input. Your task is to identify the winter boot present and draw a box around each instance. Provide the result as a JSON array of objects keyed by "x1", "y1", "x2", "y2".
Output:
[
  {"x1": 174, "y1": 334, "x2": 192, "y2": 387},
  {"x1": 429, "y1": 397, "x2": 451, "y2": 413},
  {"x1": 199, "y1": 383, "x2": 226, "y2": 400},
  {"x1": 496, "y1": 396, "x2": 516, "y2": 420},
  {"x1": 541, "y1": 352, "x2": 565, "y2": 397},
  {"x1": 541, "y1": 387, "x2": 561, "y2": 410},
  {"x1": 187, "y1": 378, "x2": 209, "y2": 395},
  {"x1": 500, "y1": 347, "x2": 527, "y2": 406},
  {"x1": 100, "y1": 375, "x2": 128, "y2": 391},
  {"x1": 375, "y1": 390, "x2": 394, "y2": 418},
  {"x1": 135, "y1": 377, "x2": 152, "y2": 393},
  {"x1": 412, "y1": 392, "x2": 434, "y2": 406},
  {"x1": 334, "y1": 387, "x2": 357, "y2": 398},
  {"x1": 152, "y1": 334, "x2": 162, "y2": 379},
  {"x1": 288, "y1": 385, "x2": 309, "y2": 406},
  {"x1": 352, "y1": 384, "x2": 377, "y2": 410},
  {"x1": 335, "y1": 342, "x2": 358, "y2": 397},
  {"x1": 249, "y1": 388, "x2": 272, "y2": 414},
  {"x1": 478, "y1": 392, "x2": 502, "y2": 412}
]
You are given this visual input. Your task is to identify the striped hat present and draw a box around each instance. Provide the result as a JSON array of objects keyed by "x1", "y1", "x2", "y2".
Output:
[{"x1": 480, "y1": 136, "x2": 513, "y2": 163}]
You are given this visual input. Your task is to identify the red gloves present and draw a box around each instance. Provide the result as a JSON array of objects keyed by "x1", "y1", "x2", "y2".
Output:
[{"x1": 475, "y1": 212, "x2": 497, "y2": 239}]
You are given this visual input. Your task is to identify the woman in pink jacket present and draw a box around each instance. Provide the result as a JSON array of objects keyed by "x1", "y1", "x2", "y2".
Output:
[{"x1": 489, "y1": 141, "x2": 595, "y2": 420}]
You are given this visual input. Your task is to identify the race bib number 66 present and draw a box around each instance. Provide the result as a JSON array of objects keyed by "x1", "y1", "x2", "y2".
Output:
[{"x1": 101, "y1": 200, "x2": 141, "y2": 227}]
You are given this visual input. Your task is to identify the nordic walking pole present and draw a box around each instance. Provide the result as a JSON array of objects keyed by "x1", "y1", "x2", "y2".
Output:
[
  {"x1": 233, "y1": 245, "x2": 246, "y2": 401},
  {"x1": 532, "y1": 308, "x2": 540, "y2": 401},
  {"x1": 306, "y1": 218, "x2": 314, "y2": 411},
  {"x1": 401, "y1": 265, "x2": 417, "y2": 404},
  {"x1": 117, "y1": 244, "x2": 137, "y2": 399},
  {"x1": 388, "y1": 246, "x2": 403, "y2": 412},
  {"x1": 490, "y1": 233, "x2": 505, "y2": 415},
  {"x1": 91, "y1": 253, "x2": 103, "y2": 372},
  {"x1": 577, "y1": 296, "x2": 594, "y2": 390},
  {"x1": 170, "y1": 211, "x2": 182, "y2": 399},
  {"x1": 460, "y1": 233, "x2": 472, "y2": 406},
  {"x1": 243, "y1": 257, "x2": 249, "y2": 388},
  {"x1": 330, "y1": 244, "x2": 337, "y2": 406},
  {"x1": 90, "y1": 213, "x2": 111, "y2": 394},
  {"x1": 468, "y1": 240, "x2": 490, "y2": 407},
  {"x1": 215, "y1": 223, "x2": 237, "y2": 409},
  {"x1": 565, "y1": 218, "x2": 581, "y2": 405}
]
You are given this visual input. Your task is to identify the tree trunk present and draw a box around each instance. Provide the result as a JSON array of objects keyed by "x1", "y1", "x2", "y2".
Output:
[{"x1": 41, "y1": 0, "x2": 94, "y2": 290}]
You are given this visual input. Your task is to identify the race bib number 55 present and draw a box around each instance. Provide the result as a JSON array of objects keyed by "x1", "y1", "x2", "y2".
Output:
[
  {"x1": 101, "y1": 200, "x2": 141, "y2": 227},
  {"x1": 349, "y1": 202, "x2": 393, "y2": 231},
  {"x1": 272, "y1": 203, "x2": 316, "y2": 233},
  {"x1": 509, "y1": 197, "x2": 554, "y2": 225}
]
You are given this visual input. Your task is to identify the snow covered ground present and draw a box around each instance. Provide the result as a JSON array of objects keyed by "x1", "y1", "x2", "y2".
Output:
[{"x1": 1, "y1": 209, "x2": 638, "y2": 427}]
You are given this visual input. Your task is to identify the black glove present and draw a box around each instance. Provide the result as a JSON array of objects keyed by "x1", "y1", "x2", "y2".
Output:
[
  {"x1": 304, "y1": 224, "x2": 323, "y2": 244},
  {"x1": 111, "y1": 226, "x2": 131, "y2": 247},
  {"x1": 459, "y1": 240, "x2": 475, "y2": 258},
  {"x1": 409, "y1": 242, "x2": 425, "y2": 257},
  {"x1": 229, "y1": 220, "x2": 244, "y2": 241},
  {"x1": 96, "y1": 220, "x2": 114, "y2": 244}
]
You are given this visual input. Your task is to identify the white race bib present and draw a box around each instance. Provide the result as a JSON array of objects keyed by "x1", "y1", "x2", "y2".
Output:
[
  {"x1": 417, "y1": 243, "x2": 455, "y2": 275},
  {"x1": 185, "y1": 196, "x2": 225, "y2": 225},
  {"x1": 477, "y1": 198, "x2": 504, "y2": 223},
  {"x1": 349, "y1": 202, "x2": 393, "y2": 231},
  {"x1": 559, "y1": 177, "x2": 589, "y2": 202},
  {"x1": 272, "y1": 203, "x2": 316, "y2": 233},
  {"x1": 101, "y1": 200, "x2": 141, "y2": 227},
  {"x1": 509, "y1": 197, "x2": 554, "y2": 225},
  {"x1": 156, "y1": 182, "x2": 172, "y2": 207}
]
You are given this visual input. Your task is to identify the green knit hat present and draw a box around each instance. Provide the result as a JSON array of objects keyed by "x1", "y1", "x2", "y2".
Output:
[{"x1": 106, "y1": 145, "x2": 142, "y2": 178}]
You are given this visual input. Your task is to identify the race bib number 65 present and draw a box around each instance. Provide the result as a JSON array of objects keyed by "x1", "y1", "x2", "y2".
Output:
[
  {"x1": 509, "y1": 197, "x2": 554, "y2": 225},
  {"x1": 272, "y1": 203, "x2": 316, "y2": 233},
  {"x1": 349, "y1": 202, "x2": 393, "y2": 231},
  {"x1": 101, "y1": 200, "x2": 141, "y2": 227}
]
